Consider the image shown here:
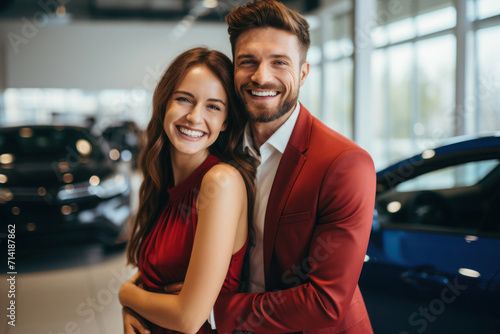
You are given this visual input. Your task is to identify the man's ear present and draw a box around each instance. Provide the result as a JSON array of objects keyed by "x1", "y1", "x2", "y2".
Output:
[{"x1": 299, "y1": 61, "x2": 310, "y2": 87}]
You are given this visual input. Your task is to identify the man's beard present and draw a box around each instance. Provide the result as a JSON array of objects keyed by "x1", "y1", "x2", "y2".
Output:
[{"x1": 238, "y1": 84, "x2": 299, "y2": 123}]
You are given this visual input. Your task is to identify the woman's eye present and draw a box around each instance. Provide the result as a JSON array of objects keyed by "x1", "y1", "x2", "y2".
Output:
[
  {"x1": 207, "y1": 105, "x2": 221, "y2": 111},
  {"x1": 176, "y1": 97, "x2": 191, "y2": 103}
]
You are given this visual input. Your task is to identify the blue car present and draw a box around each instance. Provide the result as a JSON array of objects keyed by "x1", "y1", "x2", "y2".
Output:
[{"x1": 359, "y1": 135, "x2": 500, "y2": 334}]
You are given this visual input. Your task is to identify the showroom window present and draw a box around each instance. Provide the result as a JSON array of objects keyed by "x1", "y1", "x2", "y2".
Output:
[
  {"x1": 323, "y1": 11, "x2": 354, "y2": 139},
  {"x1": 300, "y1": 2, "x2": 354, "y2": 139},
  {"x1": 475, "y1": 1, "x2": 500, "y2": 134},
  {"x1": 300, "y1": 18, "x2": 322, "y2": 120},
  {"x1": 1, "y1": 89, "x2": 152, "y2": 129},
  {"x1": 371, "y1": 0, "x2": 457, "y2": 167},
  {"x1": 298, "y1": 0, "x2": 500, "y2": 170}
]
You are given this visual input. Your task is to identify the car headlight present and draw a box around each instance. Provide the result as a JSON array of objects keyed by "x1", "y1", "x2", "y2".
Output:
[
  {"x1": 0, "y1": 187, "x2": 13, "y2": 203},
  {"x1": 57, "y1": 174, "x2": 128, "y2": 201}
]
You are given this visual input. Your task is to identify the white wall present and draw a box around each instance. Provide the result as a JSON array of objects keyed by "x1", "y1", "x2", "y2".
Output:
[{"x1": 1, "y1": 19, "x2": 231, "y2": 90}]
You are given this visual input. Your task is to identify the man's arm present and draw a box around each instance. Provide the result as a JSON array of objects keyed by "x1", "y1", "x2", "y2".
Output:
[{"x1": 214, "y1": 149, "x2": 376, "y2": 333}]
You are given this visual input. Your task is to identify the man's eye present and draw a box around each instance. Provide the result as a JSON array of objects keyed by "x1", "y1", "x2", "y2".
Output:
[
  {"x1": 240, "y1": 60, "x2": 256, "y2": 65},
  {"x1": 275, "y1": 61, "x2": 287, "y2": 65}
]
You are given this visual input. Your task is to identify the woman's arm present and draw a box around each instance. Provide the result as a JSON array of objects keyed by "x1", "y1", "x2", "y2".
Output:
[{"x1": 119, "y1": 163, "x2": 247, "y2": 334}]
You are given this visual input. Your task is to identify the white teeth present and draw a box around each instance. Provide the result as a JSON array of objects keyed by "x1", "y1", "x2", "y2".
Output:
[
  {"x1": 179, "y1": 127, "x2": 205, "y2": 138},
  {"x1": 251, "y1": 90, "x2": 277, "y2": 97}
]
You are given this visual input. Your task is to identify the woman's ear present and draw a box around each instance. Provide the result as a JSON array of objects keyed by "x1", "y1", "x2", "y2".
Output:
[{"x1": 221, "y1": 121, "x2": 228, "y2": 132}]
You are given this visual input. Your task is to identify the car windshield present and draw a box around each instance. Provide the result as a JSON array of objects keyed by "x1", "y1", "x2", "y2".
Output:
[
  {"x1": 396, "y1": 159, "x2": 500, "y2": 192},
  {"x1": 0, "y1": 127, "x2": 105, "y2": 163}
]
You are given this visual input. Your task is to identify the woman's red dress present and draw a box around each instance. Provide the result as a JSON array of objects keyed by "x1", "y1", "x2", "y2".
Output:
[{"x1": 139, "y1": 155, "x2": 247, "y2": 333}]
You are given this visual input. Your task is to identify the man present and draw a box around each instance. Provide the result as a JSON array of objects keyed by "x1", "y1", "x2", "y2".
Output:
[
  {"x1": 126, "y1": 1, "x2": 375, "y2": 333},
  {"x1": 208, "y1": 1, "x2": 376, "y2": 333}
]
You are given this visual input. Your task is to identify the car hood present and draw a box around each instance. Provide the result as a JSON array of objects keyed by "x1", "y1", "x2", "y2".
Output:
[{"x1": 0, "y1": 160, "x2": 114, "y2": 189}]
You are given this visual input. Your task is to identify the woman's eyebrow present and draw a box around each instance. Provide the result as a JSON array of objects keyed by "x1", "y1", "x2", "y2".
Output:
[
  {"x1": 174, "y1": 91, "x2": 226, "y2": 106},
  {"x1": 208, "y1": 98, "x2": 226, "y2": 106},
  {"x1": 173, "y1": 90, "x2": 194, "y2": 97}
]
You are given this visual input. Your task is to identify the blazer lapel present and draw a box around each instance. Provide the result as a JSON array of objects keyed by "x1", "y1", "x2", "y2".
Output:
[{"x1": 263, "y1": 104, "x2": 312, "y2": 285}]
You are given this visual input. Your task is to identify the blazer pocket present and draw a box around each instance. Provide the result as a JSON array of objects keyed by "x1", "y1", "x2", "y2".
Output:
[{"x1": 279, "y1": 211, "x2": 312, "y2": 225}]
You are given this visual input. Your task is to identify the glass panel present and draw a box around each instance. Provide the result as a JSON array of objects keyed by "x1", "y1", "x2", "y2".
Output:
[
  {"x1": 416, "y1": 6, "x2": 456, "y2": 35},
  {"x1": 375, "y1": 0, "x2": 454, "y2": 43},
  {"x1": 324, "y1": 12, "x2": 353, "y2": 60},
  {"x1": 324, "y1": 58, "x2": 353, "y2": 138},
  {"x1": 387, "y1": 18, "x2": 416, "y2": 43},
  {"x1": 396, "y1": 159, "x2": 500, "y2": 192},
  {"x1": 477, "y1": 0, "x2": 500, "y2": 19},
  {"x1": 371, "y1": 49, "x2": 389, "y2": 170},
  {"x1": 416, "y1": 35, "x2": 456, "y2": 149},
  {"x1": 299, "y1": 65, "x2": 321, "y2": 119},
  {"x1": 388, "y1": 43, "x2": 413, "y2": 162},
  {"x1": 476, "y1": 25, "x2": 500, "y2": 133},
  {"x1": 371, "y1": 25, "x2": 389, "y2": 48},
  {"x1": 307, "y1": 45, "x2": 322, "y2": 66}
]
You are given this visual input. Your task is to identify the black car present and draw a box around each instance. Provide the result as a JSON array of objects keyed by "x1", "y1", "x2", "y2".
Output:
[
  {"x1": 100, "y1": 120, "x2": 142, "y2": 169},
  {"x1": 359, "y1": 135, "x2": 500, "y2": 333},
  {"x1": 0, "y1": 125, "x2": 131, "y2": 248}
]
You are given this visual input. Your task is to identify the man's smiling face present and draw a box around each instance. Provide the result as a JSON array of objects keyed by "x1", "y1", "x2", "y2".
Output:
[{"x1": 234, "y1": 27, "x2": 309, "y2": 123}]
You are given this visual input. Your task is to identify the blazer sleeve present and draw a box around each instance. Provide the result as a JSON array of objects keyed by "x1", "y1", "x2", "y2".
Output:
[{"x1": 213, "y1": 149, "x2": 376, "y2": 333}]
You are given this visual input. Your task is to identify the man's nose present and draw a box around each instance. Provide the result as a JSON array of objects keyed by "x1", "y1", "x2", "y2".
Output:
[{"x1": 250, "y1": 63, "x2": 272, "y2": 85}]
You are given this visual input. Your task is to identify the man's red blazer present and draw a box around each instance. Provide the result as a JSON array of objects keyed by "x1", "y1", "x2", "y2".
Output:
[{"x1": 214, "y1": 104, "x2": 376, "y2": 333}]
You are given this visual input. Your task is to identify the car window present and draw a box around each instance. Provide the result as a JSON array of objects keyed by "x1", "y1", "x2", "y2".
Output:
[{"x1": 396, "y1": 159, "x2": 499, "y2": 192}]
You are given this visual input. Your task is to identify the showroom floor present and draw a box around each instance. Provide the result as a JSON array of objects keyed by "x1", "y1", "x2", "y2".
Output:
[
  {"x1": 1, "y1": 166, "x2": 141, "y2": 334},
  {"x1": 2, "y1": 249, "x2": 134, "y2": 334}
]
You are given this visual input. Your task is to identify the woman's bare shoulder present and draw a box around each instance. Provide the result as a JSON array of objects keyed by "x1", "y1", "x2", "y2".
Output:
[{"x1": 200, "y1": 162, "x2": 246, "y2": 194}]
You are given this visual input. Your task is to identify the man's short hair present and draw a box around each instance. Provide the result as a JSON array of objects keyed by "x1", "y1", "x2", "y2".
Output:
[{"x1": 225, "y1": 0, "x2": 311, "y2": 64}]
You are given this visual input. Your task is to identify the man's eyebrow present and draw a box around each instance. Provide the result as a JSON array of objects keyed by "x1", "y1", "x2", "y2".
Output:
[
  {"x1": 270, "y1": 54, "x2": 292, "y2": 61},
  {"x1": 174, "y1": 91, "x2": 226, "y2": 106},
  {"x1": 236, "y1": 54, "x2": 293, "y2": 61},
  {"x1": 236, "y1": 54, "x2": 255, "y2": 60}
]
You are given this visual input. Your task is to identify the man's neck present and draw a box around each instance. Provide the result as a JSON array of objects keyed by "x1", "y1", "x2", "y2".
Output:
[{"x1": 250, "y1": 107, "x2": 295, "y2": 149}]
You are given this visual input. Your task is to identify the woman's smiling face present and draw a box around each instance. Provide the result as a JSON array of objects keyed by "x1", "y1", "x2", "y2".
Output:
[{"x1": 163, "y1": 65, "x2": 228, "y2": 157}]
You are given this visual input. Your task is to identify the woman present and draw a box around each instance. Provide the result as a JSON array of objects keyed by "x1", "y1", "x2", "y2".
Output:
[{"x1": 120, "y1": 47, "x2": 254, "y2": 334}]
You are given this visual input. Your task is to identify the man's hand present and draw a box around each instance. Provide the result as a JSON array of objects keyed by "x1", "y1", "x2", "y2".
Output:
[
  {"x1": 163, "y1": 282, "x2": 183, "y2": 295},
  {"x1": 129, "y1": 270, "x2": 143, "y2": 286},
  {"x1": 123, "y1": 307, "x2": 150, "y2": 334}
]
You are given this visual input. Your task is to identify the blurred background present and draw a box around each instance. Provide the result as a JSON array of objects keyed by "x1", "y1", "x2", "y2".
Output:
[{"x1": 0, "y1": 0, "x2": 499, "y2": 333}]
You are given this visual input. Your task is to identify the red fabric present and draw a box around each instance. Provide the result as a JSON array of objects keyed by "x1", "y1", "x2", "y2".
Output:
[
  {"x1": 139, "y1": 154, "x2": 248, "y2": 334},
  {"x1": 213, "y1": 105, "x2": 376, "y2": 333}
]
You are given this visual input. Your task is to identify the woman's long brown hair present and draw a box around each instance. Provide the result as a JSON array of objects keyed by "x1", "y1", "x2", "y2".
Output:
[{"x1": 126, "y1": 47, "x2": 255, "y2": 266}]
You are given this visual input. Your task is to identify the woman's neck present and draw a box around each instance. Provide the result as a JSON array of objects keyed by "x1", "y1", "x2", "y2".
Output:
[{"x1": 170, "y1": 148, "x2": 210, "y2": 186}]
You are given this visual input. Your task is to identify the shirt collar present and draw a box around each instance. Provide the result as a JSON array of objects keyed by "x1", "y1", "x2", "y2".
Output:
[{"x1": 243, "y1": 102, "x2": 301, "y2": 158}]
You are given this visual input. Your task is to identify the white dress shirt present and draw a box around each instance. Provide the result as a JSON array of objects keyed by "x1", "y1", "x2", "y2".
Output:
[
  {"x1": 243, "y1": 102, "x2": 301, "y2": 293},
  {"x1": 209, "y1": 102, "x2": 301, "y2": 328}
]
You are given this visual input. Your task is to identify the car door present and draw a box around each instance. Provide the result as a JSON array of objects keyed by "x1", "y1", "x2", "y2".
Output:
[{"x1": 360, "y1": 152, "x2": 500, "y2": 334}]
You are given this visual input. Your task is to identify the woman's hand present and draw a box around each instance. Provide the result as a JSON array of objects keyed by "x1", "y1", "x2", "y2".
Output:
[{"x1": 122, "y1": 307, "x2": 150, "y2": 334}]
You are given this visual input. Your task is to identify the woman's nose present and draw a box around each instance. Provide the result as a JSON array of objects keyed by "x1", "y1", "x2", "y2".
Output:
[{"x1": 186, "y1": 104, "x2": 203, "y2": 124}]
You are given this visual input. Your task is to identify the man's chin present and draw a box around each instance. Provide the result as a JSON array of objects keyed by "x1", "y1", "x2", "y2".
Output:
[
  {"x1": 245, "y1": 101, "x2": 297, "y2": 123},
  {"x1": 246, "y1": 108, "x2": 277, "y2": 122}
]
